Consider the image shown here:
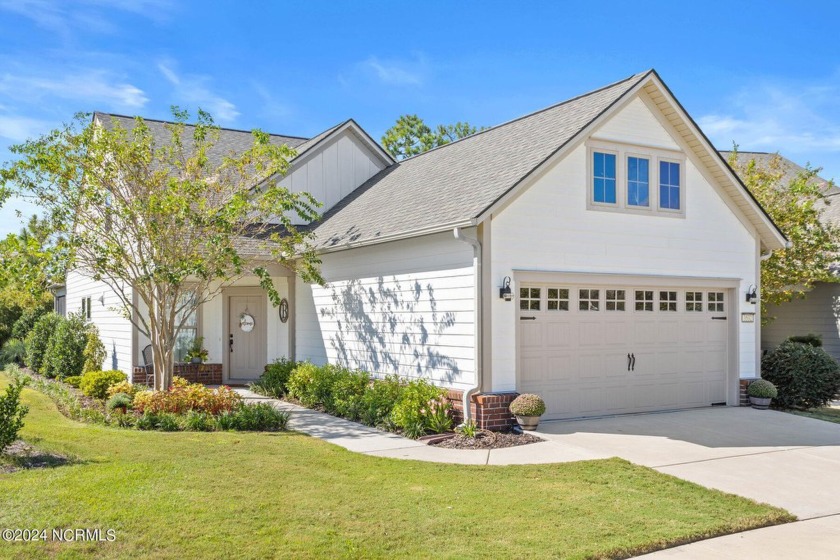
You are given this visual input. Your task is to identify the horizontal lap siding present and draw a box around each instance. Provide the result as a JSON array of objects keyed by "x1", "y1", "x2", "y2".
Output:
[
  {"x1": 296, "y1": 231, "x2": 477, "y2": 390},
  {"x1": 66, "y1": 269, "x2": 134, "y2": 375},
  {"x1": 763, "y1": 283, "x2": 840, "y2": 361}
]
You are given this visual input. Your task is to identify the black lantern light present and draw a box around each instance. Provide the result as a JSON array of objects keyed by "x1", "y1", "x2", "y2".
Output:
[
  {"x1": 500, "y1": 276, "x2": 512, "y2": 301},
  {"x1": 746, "y1": 285, "x2": 758, "y2": 304}
]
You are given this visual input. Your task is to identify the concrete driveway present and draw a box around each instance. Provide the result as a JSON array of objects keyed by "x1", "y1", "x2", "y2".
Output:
[{"x1": 537, "y1": 407, "x2": 840, "y2": 519}]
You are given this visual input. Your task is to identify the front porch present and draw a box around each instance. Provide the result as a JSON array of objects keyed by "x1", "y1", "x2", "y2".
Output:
[{"x1": 132, "y1": 363, "x2": 224, "y2": 386}]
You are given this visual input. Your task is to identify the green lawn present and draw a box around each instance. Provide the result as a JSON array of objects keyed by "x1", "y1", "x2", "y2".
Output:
[
  {"x1": 0, "y1": 374, "x2": 793, "y2": 559},
  {"x1": 787, "y1": 406, "x2": 840, "y2": 424}
]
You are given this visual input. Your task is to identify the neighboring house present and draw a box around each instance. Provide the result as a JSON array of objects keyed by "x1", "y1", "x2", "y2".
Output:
[
  {"x1": 67, "y1": 69, "x2": 787, "y2": 426},
  {"x1": 723, "y1": 152, "x2": 840, "y2": 360}
]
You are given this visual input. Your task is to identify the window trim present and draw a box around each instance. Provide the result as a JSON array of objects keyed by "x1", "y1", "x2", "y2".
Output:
[
  {"x1": 587, "y1": 140, "x2": 686, "y2": 218},
  {"x1": 173, "y1": 289, "x2": 204, "y2": 364}
]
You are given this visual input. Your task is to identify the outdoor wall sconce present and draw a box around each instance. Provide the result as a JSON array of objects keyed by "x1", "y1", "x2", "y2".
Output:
[
  {"x1": 746, "y1": 285, "x2": 758, "y2": 304},
  {"x1": 500, "y1": 276, "x2": 512, "y2": 301}
]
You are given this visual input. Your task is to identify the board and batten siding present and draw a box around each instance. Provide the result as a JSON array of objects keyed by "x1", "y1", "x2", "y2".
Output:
[
  {"x1": 65, "y1": 269, "x2": 134, "y2": 375},
  {"x1": 762, "y1": 282, "x2": 840, "y2": 361},
  {"x1": 489, "y1": 91, "x2": 761, "y2": 398},
  {"x1": 280, "y1": 128, "x2": 387, "y2": 224},
  {"x1": 296, "y1": 231, "x2": 477, "y2": 390}
]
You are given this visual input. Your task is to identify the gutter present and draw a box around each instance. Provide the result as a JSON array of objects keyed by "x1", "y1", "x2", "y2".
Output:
[{"x1": 453, "y1": 227, "x2": 482, "y2": 424}]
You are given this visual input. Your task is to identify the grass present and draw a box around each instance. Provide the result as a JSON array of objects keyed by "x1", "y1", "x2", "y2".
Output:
[
  {"x1": 0, "y1": 373, "x2": 793, "y2": 559},
  {"x1": 787, "y1": 406, "x2": 840, "y2": 424}
]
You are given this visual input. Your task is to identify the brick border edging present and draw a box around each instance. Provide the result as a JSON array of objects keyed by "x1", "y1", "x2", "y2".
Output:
[
  {"x1": 446, "y1": 389, "x2": 519, "y2": 431},
  {"x1": 739, "y1": 377, "x2": 761, "y2": 406},
  {"x1": 132, "y1": 363, "x2": 223, "y2": 385}
]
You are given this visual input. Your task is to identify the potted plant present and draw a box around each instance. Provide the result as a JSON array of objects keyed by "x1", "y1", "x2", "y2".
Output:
[
  {"x1": 509, "y1": 393, "x2": 546, "y2": 430},
  {"x1": 748, "y1": 379, "x2": 777, "y2": 410},
  {"x1": 184, "y1": 336, "x2": 209, "y2": 364}
]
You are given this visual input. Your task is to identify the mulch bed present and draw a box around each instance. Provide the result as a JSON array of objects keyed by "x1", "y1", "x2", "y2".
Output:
[
  {"x1": 429, "y1": 430, "x2": 543, "y2": 450},
  {"x1": 1, "y1": 441, "x2": 72, "y2": 474}
]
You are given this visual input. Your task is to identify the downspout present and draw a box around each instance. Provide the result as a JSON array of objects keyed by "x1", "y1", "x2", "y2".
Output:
[{"x1": 453, "y1": 227, "x2": 482, "y2": 424}]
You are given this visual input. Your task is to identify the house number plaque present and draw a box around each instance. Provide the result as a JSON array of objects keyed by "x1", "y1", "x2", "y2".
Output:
[
  {"x1": 239, "y1": 312, "x2": 255, "y2": 333},
  {"x1": 279, "y1": 298, "x2": 289, "y2": 324}
]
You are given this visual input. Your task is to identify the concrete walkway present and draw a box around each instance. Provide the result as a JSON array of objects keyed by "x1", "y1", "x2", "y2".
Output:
[{"x1": 237, "y1": 390, "x2": 840, "y2": 558}]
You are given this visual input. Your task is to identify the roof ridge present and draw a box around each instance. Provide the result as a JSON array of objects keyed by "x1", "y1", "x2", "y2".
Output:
[
  {"x1": 393, "y1": 70, "x2": 653, "y2": 165},
  {"x1": 93, "y1": 111, "x2": 309, "y2": 140}
]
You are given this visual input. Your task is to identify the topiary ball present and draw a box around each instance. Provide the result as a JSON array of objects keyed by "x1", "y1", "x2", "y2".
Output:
[{"x1": 509, "y1": 393, "x2": 546, "y2": 416}]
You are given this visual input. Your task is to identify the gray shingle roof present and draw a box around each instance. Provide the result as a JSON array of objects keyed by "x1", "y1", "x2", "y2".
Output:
[{"x1": 310, "y1": 71, "x2": 650, "y2": 250}]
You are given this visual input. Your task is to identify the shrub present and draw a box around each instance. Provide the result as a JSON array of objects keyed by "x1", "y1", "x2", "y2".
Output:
[
  {"x1": 390, "y1": 378, "x2": 447, "y2": 437},
  {"x1": 328, "y1": 368, "x2": 370, "y2": 421},
  {"x1": 0, "y1": 378, "x2": 29, "y2": 452},
  {"x1": 215, "y1": 411, "x2": 236, "y2": 431},
  {"x1": 106, "y1": 392, "x2": 133, "y2": 412},
  {"x1": 63, "y1": 375, "x2": 82, "y2": 388},
  {"x1": 250, "y1": 358, "x2": 297, "y2": 398},
  {"x1": 131, "y1": 382, "x2": 241, "y2": 415},
  {"x1": 182, "y1": 410, "x2": 215, "y2": 432},
  {"x1": 136, "y1": 412, "x2": 159, "y2": 431},
  {"x1": 359, "y1": 375, "x2": 404, "y2": 427},
  {"x1": 426, "y1": 398, "x2": 453, "y2": 434},
  {"x1": 762, "y1": 341, "x2": 840, "y2": 409},
  {"x1": 5, "y1": 364, "x2": 107, "y2": 425},
  {"x1": 0, "y1": 338, "x2": 27, "y2": 365},
  {"x1": 786, "y1": 333, "x2": 823, "y2": 347},
  {"x1": 11, "y1": 305, "x2": 50, "y2": 341},
  {"x1": 225, "y1": 403, "x2": 289, "y2": 431},
  {"x1": 510, "y1": 394, "x2": 546, "y2": 417},
  {"x1": 80, "y1": 370, "x2": 127, "y2": 399},
  {"x1": 43, "y1": 312, "x2": 87, "y2": 379},
  {"x1": 0, "y1": 301, "x2": 23, "y2": 349},
  {"x1": 82, "y1": 326, "x2": 107, "y2": 373},
  {"x1": 457, "y1": 419, "x2": 478, "y2": 438},
  {"x1": 748, "y1": 379, "x2": 778, "y2": 399},
  {"x1": 106, "y1": 380, "x2": 140, "y2": 399},
  {"x1": 156, "y1": 412, "x2": 181, "y2": 432},
  {"x1": 24, "y1": 312, "x2": 62, "y2": 373},
  {"x1": 286, "y1": 362, "x2": 341, "y2": 408}
]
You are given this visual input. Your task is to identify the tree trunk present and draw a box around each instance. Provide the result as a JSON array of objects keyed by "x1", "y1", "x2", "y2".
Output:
[{"x1": 149, "y1": 316, "x2": 174, "y2": 391}]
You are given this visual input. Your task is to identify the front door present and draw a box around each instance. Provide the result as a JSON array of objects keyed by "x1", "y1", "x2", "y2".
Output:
[{"x1": 228, "y1": 294, "x2": 267, "y2": 381}]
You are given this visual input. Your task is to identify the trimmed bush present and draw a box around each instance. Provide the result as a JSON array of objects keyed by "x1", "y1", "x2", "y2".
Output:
[
  {"x1": 63, "y1": 375, "x2": 82, "y2": 388},
  {"x1": 43, "y1": 312, "x2": 87, "y2": 379},
  {"x1": 390, "y1": 378, "x2": 448, "y2": 437},
  {"x1": 786, "y1": 333, "x2": 823, "y2": 347},
  {"x1": 328, "y1": 368, "x2": 370, "y2": 420},
  {"x1": 80, "y1": 370, "x2": 127, "y2": 399},
  {"x1": 0, "y1": 338, "x2": 27, "y2": 365},
  {"x1": 509, "y1": 394, "x2": 546, "y2": 417},
  {"x1": 106, "y1": 380, "x2": 139, "y2": 399},
  {"x1": 223, "y1": 403, "x2": 289, "y2": 431},
  {"x1": 250, "y1": 358, "x2": 297, "y2": 398},
  {"x1": 24, "y1": 312, "x2": 62, "y2": 373},
  {"x1": 82, "y1": 326, "x2": 107, "y2": 373},
  {"x1": 286, "y1": 362, "x2": 341, "y2": 409},
  {"x1": 359, "y1": 375, "x2": 404, "y2": 427},
  {"x1": 762, "y1": 341, "x2": 840, "y2": 409},
  {"x1": 0, "y1": 378, "x2": 29, "y2": 452},
  {"x1": 747, "y1": 379, "x2": 778, "y2": 399}
]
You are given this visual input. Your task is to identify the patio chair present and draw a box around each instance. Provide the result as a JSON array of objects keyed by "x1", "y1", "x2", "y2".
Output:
[{"x1": 141, "y1": 344, "x2": 154, "y2": 387}]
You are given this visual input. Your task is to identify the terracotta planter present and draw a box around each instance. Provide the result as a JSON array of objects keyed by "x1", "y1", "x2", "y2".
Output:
[
  {"x1": 750, "y1": 396, "x2": 771, "y2": 410},
  {"x1": 516, "y1": 415, "x2": 540, "y2": 430}
]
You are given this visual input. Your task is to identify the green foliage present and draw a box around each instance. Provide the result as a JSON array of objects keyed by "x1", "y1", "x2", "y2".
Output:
[
  {"x1": 106, "y1": 392, "x2": 133, "y2": 412},
  {"x1": 106, "y1": 380, "x2": 140, "y2": 398},
  {"x1": 11, "y1": 303, "x2": 51, "y2": 340},
  {"x1": 24, "y1": 312, "x2": 62, "y2": 373},
  {"x1": 156, "y1": 412, "x2": 181, "y2": 432},
  {"x1": 426, "y1": 398, "x2": 453, "y2": 434},
  {"x1": 0, "y1": 338, "x2": 27, "y2": 365},
  {"x1": 63, "y1": 375, "x2": 82, "y2": 388},
  {"x1": 82, "y1": 325, "x2": 107, "y2": 373},
  {"x1": 762, "y1": 341, "x2": 840, "y2": 409},
  {"x1": 182, "y1": 410, "x2": 215, "y2": 432},
  {"x1": 250, "y1": 358, "x2": 297, "y2": 398},
  {"x1": 43, "y1": 312, "x2": 88, "y2": 379},
  {"x1": 224, "y1": 403, "x2": 289, "y2": 431},
  {"x1": 131, "y1": 379, "x2": 241, "y2": 415},
  {"x1": 184, "y1": 336, "x2": 208, "y2": 363},
  {"x1": 381, "y1": 114, "x2": 484, "y2": 160},
  {"x1": 328, "y1": 368, "x2": 370, "y2": 421},
  {"x1": 5, "y1": 364, "x2": 107, "y2": 424},
  {"x1": 286, "y1": 361, "x2": 338, "y2": 408},
  {"x1": 786, "y1": 333, "x2": 823, "y2": 347},
  {"x1": 728, "y1": 151, "x2": 840, "y2": 316},
  {"x1": 510, "y1": 393, "x2": 547, "y2": 416},
  {"x1": 359, "y1": 375, "x2": 404, "y2": 427},
  {"x1": 0, "y1": 108, "x2": 323, "y2": 391},
  {"x1": 457, "y1": 420, "x2": 478, "y2": 438},
  {"x1": 80, "y1": 370, "x2": 127, "y2": 399},
  {"x1": 747, "y1": 379, "x2": 778, "y2": 399},
  {"x1": 0, "y1": 378, "x2": 29, "y2": 452},
  {"x1": 390, "y1": 378, "x2": 447, "y2": 437}
]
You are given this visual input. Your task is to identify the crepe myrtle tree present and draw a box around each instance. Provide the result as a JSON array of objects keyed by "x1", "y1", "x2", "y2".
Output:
[{"x1": 0, "y1": 108, "x2": 323, "y2": 390}]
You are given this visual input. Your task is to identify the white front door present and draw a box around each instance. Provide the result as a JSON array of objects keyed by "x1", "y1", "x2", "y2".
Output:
[
  {"x1": 518, "y1": 283, "x2": 729, "y2": 420},
  {"x1": 228, "y1": 293, "x2": 267, "y2": 382}
]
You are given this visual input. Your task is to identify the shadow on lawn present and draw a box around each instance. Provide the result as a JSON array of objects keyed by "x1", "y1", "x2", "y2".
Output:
[{"x1": 1, "y1": 439, "x2": 77, "y2": 474}]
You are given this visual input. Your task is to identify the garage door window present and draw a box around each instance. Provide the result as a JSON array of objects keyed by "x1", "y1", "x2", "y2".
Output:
[
  {"x1": 547, "y1": 288, "x2": 569, "y2": 311},
  {"x1": 708, "y1": 292, "x2": 725, "y2": 312},
  {"x1": 686, "y1": 291, "x2": 703, "y2": 312},
  {"x1": 579, "y1": 289, "x2": 600, "y2": 311},
  {"x1": 659, "y1": 291, "x2": 678, "y2": 311},
  {"x1": 605, "y1": 289, "x2": 626, "y2": 311},
  {"x1": 520, "y1": 287, "x2": 541, "y2": 310},
  {"x1": 635, "y1": 290, "x2": 654, "y2": 311}
]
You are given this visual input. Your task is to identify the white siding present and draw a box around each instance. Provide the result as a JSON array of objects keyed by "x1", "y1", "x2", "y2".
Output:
[
  {"x1": 280, "y1": 129, "x2": 386, "y2": 223},
  {"x1": 296, "y1": 231, "x2": 477, "y2": 390},
  {"x1": 490, "y1": 93, "x2": 760, "y2": 398},
  {"x1": 66, "y1": 269, "x2": 134, "y2": 375},
  {"x1": 763, "y1": 283, "x2": 840, "y2": 360}
]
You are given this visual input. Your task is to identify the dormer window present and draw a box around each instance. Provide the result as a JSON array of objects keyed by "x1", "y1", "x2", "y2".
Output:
[{"x1": 587, "y1": 141, "x2": 685, "y2": 217}]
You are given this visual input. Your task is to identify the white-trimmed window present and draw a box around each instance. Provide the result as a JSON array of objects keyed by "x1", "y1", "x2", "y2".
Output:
[
  {"x1": 686, "y1": 291, "x2": 703, "y2": 312},
  {"x1": 579, "y1": 289, "x2": 600, "y2": 311},
  {"x1": 605, "y1": 289, "x2": 626, "y2": 311},
  {"x1": 659, "y1": 291, "x2": 678, "y2": 311},
  {"x1": 588, "y1": 141, "x2": 685, "y2": 217},
  {"x1": 547, "y1": 288, "x2": 570, "y2": 311},
  {"x1": 708, "y1": 292, "x2": 725, "y2": 312},
  {"x1": 174, "y1": 290, "x2": 200, "y2": 363},
  {"x1": 635, "y1": 290, "x2": 654, "y2": 311},
  {"x1": 520, "y1": 287, "x2": 541, "y2": 310}
]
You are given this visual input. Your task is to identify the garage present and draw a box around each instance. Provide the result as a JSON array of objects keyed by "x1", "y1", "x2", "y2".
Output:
[{"x1": 517, "y1": 280, "x2": 731, "y2": 420}]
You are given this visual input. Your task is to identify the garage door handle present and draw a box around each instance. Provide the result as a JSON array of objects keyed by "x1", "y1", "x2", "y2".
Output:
[
  {"x1": 627, "y1": 353, "x2": 631, "y2": 371},
  {"x1": 520, "y1": 316, "x2": 536, "y2": 320},
  {"x1": 711, "y1": 316, "x2": 727, "y2": 320},
  {"x1": 631, "y1": 353, "x2": 636, "y2": 371}
]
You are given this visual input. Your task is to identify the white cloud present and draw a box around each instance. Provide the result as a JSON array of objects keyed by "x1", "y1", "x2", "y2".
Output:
[
  {"x1": 0, "y1": 0, "x2": 173, "y2": 35},
  {"x1": 0, "y1": 70, "x2": 148, "y2": 109},
  {"x1": 0, "y1": 115, "x2": 53, "y2": 142},
  {"x1": 157, "y1": 61, "x2": 239, "y2": 123},
  {"x1": 358, "y1": 54, "x2": 428, "y2": 87}
]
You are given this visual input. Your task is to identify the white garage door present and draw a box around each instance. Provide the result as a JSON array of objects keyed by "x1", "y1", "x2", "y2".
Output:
[{"x1": 518, "y1": 283, "x2": 729, "y2": 420}]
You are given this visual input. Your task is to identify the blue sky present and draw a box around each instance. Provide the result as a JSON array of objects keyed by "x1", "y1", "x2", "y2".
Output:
[{"x1": 1, "y1": 0, "x2": 839, "y2": 236}]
